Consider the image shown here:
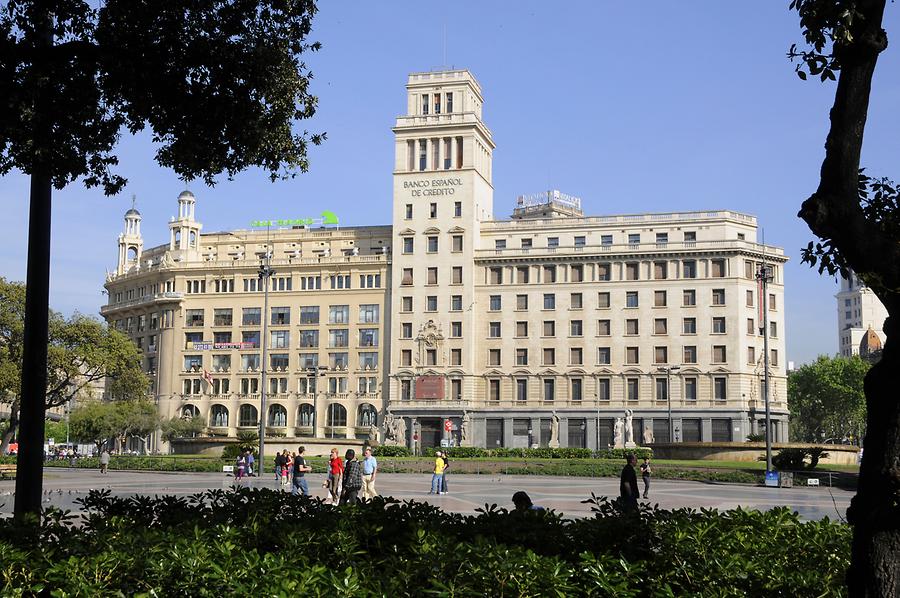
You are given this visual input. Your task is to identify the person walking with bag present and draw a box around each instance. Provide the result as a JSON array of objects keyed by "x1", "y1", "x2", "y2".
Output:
[
  {"x1": 440, "y1": 451, "x2": 450, "y2": 495},
  {"x1": 430, "y1": 451, "x2": 446, "y2": 495},
  {"x1": 340, "y1": 449, "x2": 362, "y2": 505},
  {"x1": 325, "y1": 448, "x2": 344, "y2": 504},
  {"x1": 361, "y1": 447, "x2": 379, "y2": 500}
]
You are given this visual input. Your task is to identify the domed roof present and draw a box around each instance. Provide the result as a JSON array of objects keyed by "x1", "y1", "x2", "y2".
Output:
[
  {"x1": 178, "y1": 190, "x2": 195, "y2": 200},
  {"x1": 125, "y1": 208, "x2": 141, "y2": 218},
  {"x1": 859, "y1": 327, "x2": 883, "y2": 357}
]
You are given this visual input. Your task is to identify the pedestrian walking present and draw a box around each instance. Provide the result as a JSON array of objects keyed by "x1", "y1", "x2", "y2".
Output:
[
  {"x1": 340, "y1": 449, "x2": 362, "y2": 505},
  {"x1": 619, "y1": 453, "x2": 639, "y2": 513},
  {"x1": 235, "y1": 453, "x2": 246, "y2": 480},
  {"x1": 274, "y1": 451, "x2": 286, "y2": 483},
  {"x1": 281, "y1": 450, "x2": 292, "y2": 488},
  {"x1": 292, "y1": 446, "x2": 311, "y2": 496},
  {"x1": 245, "y1": 451, "x2": 255, "y2": 477},
  {"x1": 361, "y1": 447, "x2": 379, "y2": 500},
  {"x1": 99, "y1": 449, "x2": 110, "y2": 474},
  {"x1": 440, "y1": 451, "x2": 450, "y2": 494},
  {"x1": 326, "y1": 448, "x2": 344, "y2": 504},
  {"x1": 430, "y1": 451, "x2": 446, "y2": 494},
  {"x1": 640, "y1": 457, "x2": 652, "y2": 499}
]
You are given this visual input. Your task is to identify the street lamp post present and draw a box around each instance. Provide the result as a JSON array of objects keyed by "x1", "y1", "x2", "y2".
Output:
[
  {"x1": 657, "y1": 366, "x2": 681, "y2": 443},
  {"x1": 757, "y1": 263, "x2": 774, "y2": 472},
  {"x1": 257, "y1": 238, "x2": 275, "y2": 467}
]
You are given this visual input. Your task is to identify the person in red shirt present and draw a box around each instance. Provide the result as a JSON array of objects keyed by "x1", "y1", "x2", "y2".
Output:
[{"x1": 326, "y1": 447, "x2": 344, "y2": 504}]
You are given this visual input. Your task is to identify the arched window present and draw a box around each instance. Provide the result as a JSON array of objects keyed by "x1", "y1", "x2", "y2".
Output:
[
  {"x1": 238, "y1": 404, "x2": 258, "y2": 427},
  {"x1": 268, "y1": 404, "x2": 287, "y2": 427},
  {"x1": 298, "y1": 404, "x2": 315, "y2": 427},
  {"x1": 189, "y1": 231, "x2": 197, "y2": 247},
  {"x1": 357, "y1": 403, "x2": 377, "y2": 427},
  {"x1": 327, "y1": 403, "x2": 347, "y2": 427},
  {"x1": 182, "y1": 405, "x2": 200, "y2": 419},
  {"x1": 127, "y1": 246, "x2": 138, "y2": 261},
  {"x1": 210, "y1": 404, "x2": 229, "y2": 427}
]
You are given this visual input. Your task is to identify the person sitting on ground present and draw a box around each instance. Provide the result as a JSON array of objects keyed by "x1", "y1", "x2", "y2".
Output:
[{"x1": 511, "y1": 490, "x2": 545, "y2": 512}]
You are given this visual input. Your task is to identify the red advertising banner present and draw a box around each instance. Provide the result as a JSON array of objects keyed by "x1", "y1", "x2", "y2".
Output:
[{"x1": 415, "y1": 376, "x2": 445, "y2": 400}]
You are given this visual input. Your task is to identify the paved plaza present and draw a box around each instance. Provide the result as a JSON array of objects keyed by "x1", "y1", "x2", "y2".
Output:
[{"x1": 0, "y1": 469, "x2": 852, "y2": 521}]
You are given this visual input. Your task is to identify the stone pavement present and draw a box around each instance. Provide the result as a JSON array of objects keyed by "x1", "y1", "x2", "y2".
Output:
[{"x1": 0, "y1": 469, "x2": 852, "y2": 521}]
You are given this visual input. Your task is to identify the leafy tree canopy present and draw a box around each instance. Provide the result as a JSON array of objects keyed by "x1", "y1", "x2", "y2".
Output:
[
  {"x1": 160, "y1": 415, "x2": 206, "y2": 443},
  {"x1": 788, "y1": 355, "x2": 869, "y2": 443},
  {"x1": 0, "y1": 0, "x2": 323, "y2": 190},
  {"x1": 70, "y1": 399, "x2": 158, "y2": 452}
]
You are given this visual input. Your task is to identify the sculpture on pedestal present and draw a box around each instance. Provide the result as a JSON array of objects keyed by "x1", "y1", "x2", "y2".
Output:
[
  {"x1": 613, "y1": 417, "x2": 624, "y2": 449},
  {"x1": 461, "y1": 411, "x2": 471, "y2": 446},
  {"x1": 643, "y1": 426, "x2": 655, "y2": 445},
  {"x1": 549, "y1": 411, "x2": 560, "y2": 448},
  {"x1": 624, "y1": 409, "x2": 636, "y2": 448}
]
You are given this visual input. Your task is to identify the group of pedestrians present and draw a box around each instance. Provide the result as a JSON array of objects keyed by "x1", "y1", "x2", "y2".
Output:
[
  {"x1": 429, "y1": 450, "x2": 450, "y2": 494},
  {"x1": 233, "y1": 450, "x2": 256, "y2": 480}
]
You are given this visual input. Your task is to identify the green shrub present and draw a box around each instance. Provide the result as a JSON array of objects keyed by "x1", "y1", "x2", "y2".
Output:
[
  {"x1": 371, "y1": 445, "x2": 412, "y2": 457},
  {"x1": 594, "y1": 448, "x2": 653, "y2": 460},
  {"x1": 0, "y1": 489, "x2": 850, "y2": 596},
  {"x1": 769, "y1": 448, "x2": 831, "y2": 471},
  {"x1": 746, "y1": 433, "x2": 766, "y2": 442}
]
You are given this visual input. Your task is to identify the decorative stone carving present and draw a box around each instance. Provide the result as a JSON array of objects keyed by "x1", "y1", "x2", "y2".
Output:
[
  {"x1": 613, "y1": 417, "x2": 624, "y2": 449},
  {"x1": 461, "y1": 411, "x2": 471, "y2": 446},
  {"x1": 549, "y1": 411, "x2": 560, "y2": 448},
  {"x1": 643, "y1": 426, "x2": 655, "y2": 445},
  {"x1": 625, "y1": 409, "x2": 636, "y2": 448}
]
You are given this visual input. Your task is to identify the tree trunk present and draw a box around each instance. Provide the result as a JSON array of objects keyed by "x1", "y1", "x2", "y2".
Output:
[
  {"x1": 13, "y1": 170, "x2": 52, "y2": 521},
  {"x1": 0, "y1": 398, "x2": 20, "y2": 455},
  {"x1": 847, "y1": 313, "x2": 900, "y2": 596}
]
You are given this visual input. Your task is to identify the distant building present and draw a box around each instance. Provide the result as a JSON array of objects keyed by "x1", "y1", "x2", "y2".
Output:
[
  {"x1": 836, "y1": 272, "x2": 887, "y2": 358},
  {"x1": 101, "y1": 69, "x2": 790, "y2": 451}
]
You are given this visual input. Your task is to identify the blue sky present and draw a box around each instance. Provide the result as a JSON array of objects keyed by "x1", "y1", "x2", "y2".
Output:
[{"x1": 1, "y1": 2, "x2": 898, "y2": 366}]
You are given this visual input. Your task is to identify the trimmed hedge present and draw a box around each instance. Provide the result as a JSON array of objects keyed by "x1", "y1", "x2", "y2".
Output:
[
  {"x1": 371, "y1": 445, "x2": 413, "y2": 457},
  {"x1": 421, "y1": 446, "x2": 653, "y2": 460},
  {"x1": 0, "y1": 489, "x2": 850, "y2": 596}
]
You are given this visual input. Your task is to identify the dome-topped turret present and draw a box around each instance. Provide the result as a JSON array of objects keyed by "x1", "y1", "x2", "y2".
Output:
[
  {"x1": 125, "y1": 207, "x2": 141, "y2": 218},
  {"x1": 178, "y1": 190, "x2": 195, "y2": 200}
]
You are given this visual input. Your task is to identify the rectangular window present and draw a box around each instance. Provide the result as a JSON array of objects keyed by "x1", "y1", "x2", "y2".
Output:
[
  {"x1": 489, "y1": 321, "x2": 501, "y2": 338},
  {"x1": 769, "y1": 293, "x2": 777, "y2": 310},
  {"x1": 516, "y1": 294, "x2": 528, "y2": 310},
  {"x1": 401, "y1": 322, "x2": 412, "y2": 339},
  {"x1": 598, "y1": 292, "x2": 610, "y2": 308},
  {"x1": 543, "y1": 378, "x2": 555, "y2": 402},
  {"x1": 628, "y1": 233, "x2": 640, "y2": 245},
  {"x1": 515, "y1": 266, "x2": 529, "y2": 284},
  {"x1": 401, "y1": 350, "x2": 412, "y2": 366},
  {"x1": 683, "y1": 317, "x2": 696, "y2": 334},
  {"x1": 711, "y1": 259, "x2": 726, "y2": 278},
  {"x1": 543, "y1": 320, "x2": 556, "y2": 337},
  {"x1": 748, "y1": 346, "x2": 756, "y2": 364},
  {"x1": 402, "y1": 237, "x2": 414, "y2": 254},
  {"x1": 241, "y1": 331, "x2": 259, "y2": 348},
  {"x1": 597, "y1": 378, "x2": 611, "y2": 401},
  {"x1": 654, "y1": 261, "x2": 668, "y2": 279},
  {"x1": 450, "y1": 321, "x2": 462, "y2": 338},
  {"x1": 521, "y1": 238, "x2": 533, "y2": 249},
  {"x1": 771, "y1": 349, "x2": 779, "y2": 366},
  {"x1": 571, "y1": 265, "x2": 584, "y2": 282},
  {"x1": 401, "y1": 296, "x2": 413, "y2": 312},
  {"x1": 570, "y1": 320, "x2": 583, "y2": 336},
  {"x1": 625, "y1": 263, "x2": 639, "y2": 280},
  {"x1": 597, "y1": 347, "x2": 611, "y2": 364},
  {"x1": 490, "y1": 295, "x2": 502, "y2": 311},
  {"x1": 543, "y1": 294, "x2": 556, "y2": 310},
  {"x1": 419, "y1": 140, "x2": 427, "y2": 170},
  {"x1": 450, "y1": 349, "x2": 462, "y2": 366},
  {"x1": 270, "y1": 307, "x2": 290, "y2": 325},
  {"x1": 451, "y1": 295, "x2": 463, "y2": 311},
  {"x1": 601, "y1": 234, "x2": 613, "y2": 246},
  {"x1": 299, "y1": 330, "x2": 318, "y2": 348},
  {"x1": 454, "y1": 201, "x2": 462, "y2": 217},
  {"x1": 405, "y1": 204, "x2": 413, "y2": 219},
  {"x1": 359, "y1": 304, "x2": 380, "y2": 323},
  {"x1": 714, "y1": 377, "x2": 727, "y2": 401},
  {"x1": 427, "y1": 267, "x2": 438, "y2": 285},
  {"x1": 401, "y1": 268, "x2": 413, "y2": 285},
  {"x1": 427, "y1": 236, "x2": 438, "y2": 252},
  {"x1": 452, "y1": 235, "x2": 463, "y2": 252},
  {"x1": 626, "y1": 292, "x2": 639, "y2": 308},
  {"x1": 426, "y1": 296, "x2": 437, "y2": 311},
  {"x1": 627, "y1": 378, "x2": 639, "y2": 401},
  {"x1": 747, "y1": 318, "x2": 755, "y2": 335},
  {"x1": 683, "y1": 260, "x2": 697, "y2": 278},
  {"x1": 746, "y1": 289, "x2": 754, "y2": 307},
  {"x1": 626, "y1": 346, "x2": 639, "y2": 364},
  {"x1": 359, "y1": 328, "x2": 379, "y2": 347},
  {"x1": 451, "y1": 266, "x2": 463, "y2": 285},
  {"x1": 270, "y1": 353, "x2": 289, "y2": 371},
  {"x1": 597, "y1": 263, "x2": 611, "y2": 281},
  {"x1": 770, "y1": 322, "x2": 777, "y2": 337},
  {"x1": 574, "y1": 236, "x2": 586, "y2": 248},
  {"x1": 184, "y1": 355, "x2": 202, "y2": 371},
  {"x1": 516, "y1": 348, "x2": 528, "y2": 366},
  {"x1": 495, "y1": 239, "x2": 507, "y2": 250},
  {"x1": 270, "y1": 330, "x2": 290, "y2": 349},
  {"x1": 543, "y1": 265, "x2": 557, "y2": 283},
  {"x1": 654, "y1": 318, "x2": 668, "y2": 335},
  {"x1": 712, "y1": 345, "x2": 727, "y2": 363},
  {"x1": 570, "y1": 292, "x2": 583, "y2": 309},
  {"x1": 625, "y1": 319, "x2": 638, "y2": 335},
  {"x1": 329, "y1": 329, "x2": 349, "y2": 348},
  {"x1": 516, "y1": 379, "x2": 528, "y2": 402},
  {"x1": 654, "y1": 290, "x2": 667, "y2": 307},
  {"x1": 299, "y1": 306, "x2": 319, "y2": 325},
  {"x1": 745, "y1": 260, "x2": 755, "y2": 279},
  {"x1": 684, "y1": 378, "x2": 697, "y2": 401},
  {"x1": 185, "y1": 309, "x2": 204, "y2": 327},
  {"x1": 489, "y1": 380, "x2": 501, "y2": 402},
  {"x1": 712, "y1": 289, "x2": 726, "y2": 305},
  {"x1": 547, "y1": 236, "x2": 559, "y2": 248},
  {"x1": 329, "y1": 305, "x2": 349, "y2": 324},
  {"x1": 570, "y1": 348, "x2": 583, "y2": 366},
  {"x1": 683, "y1": 290, "x2": 696, "y2": 306},
  {"x1": 300, "y1": 276, "x2": 321, "y2": 290},
  {"x1": 571, "y1": 378, "x2": 583, "y2": 401},
  {"x1": 683, "y1": 345, "x2": 697, "y2": 363},
  {"x1": 597, "y1": 320, "x2": 612, "y2": 336},
  {"x1": 655, "y1": 377, "x2": 668, "y2": 401},
  {"x1": 490, "y1": 267, "x2": 503, "y2": 285},
  {"x1": 712, "y1": 317, "x2": 726, "y2": 334},
  {"x1": 654, "y1": 346, "x2": 668, "y2": 364},
  {"x1": 242, "y1": 307, "x2": 261, "y2": 326},
  {"x1": 516, "y1": 321, "x2": 529, "y2": 337}
]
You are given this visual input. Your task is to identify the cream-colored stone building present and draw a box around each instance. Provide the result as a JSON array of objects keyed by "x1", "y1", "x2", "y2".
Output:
[
  {"x1": 837, "y1": 272, "x2": 887, "y2": 358},
  {"x1": 102, "y1": 68, "x2": 789, "y2": 451}
]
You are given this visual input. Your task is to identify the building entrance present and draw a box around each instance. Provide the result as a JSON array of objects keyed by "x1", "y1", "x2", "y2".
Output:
[{"x1": 419, "y1": 418, "x2": 443, "y2": 448}]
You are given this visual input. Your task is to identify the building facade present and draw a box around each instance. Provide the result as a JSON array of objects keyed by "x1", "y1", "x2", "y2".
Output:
[
  {"x1": 837, "y1": 272, "x2": 887, "y2": 358},
  {"x1": 102, "y1": 69, "x2": 789, "y2": 451}
]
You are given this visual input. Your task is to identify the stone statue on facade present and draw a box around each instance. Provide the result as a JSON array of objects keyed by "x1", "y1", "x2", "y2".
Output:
[
  {"x1": 624, "y1": 409, "x2": 636, "y2": 448},
  {"x1": 460, "y1": 411, "x2": 471, "y2": 446},
  {"x1": 382, "y1": 410, "x2": 397, "y2": 445},
  {"x1": 613, "y1": 417, "x2": 624, "y2": 449},
  {"x1": 393, "y1": 416, "x2": 407, "y2": 447},
  {"x1": 368, "y1": 423, "x2": 379, "y2": 446},
  {"x1": 549, "y1": 411, "x2": 560, "y2": 448},
  {"x1": 643, "y1": 426, "x2": 655, "y2": 445}
]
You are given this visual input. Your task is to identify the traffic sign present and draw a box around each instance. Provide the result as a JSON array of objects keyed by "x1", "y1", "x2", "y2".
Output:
[{"x1": 444, "y1": 419, "x2": 453, "y2": 432}]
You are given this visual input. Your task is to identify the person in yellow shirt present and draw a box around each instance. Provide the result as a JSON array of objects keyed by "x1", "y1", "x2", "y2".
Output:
[{"x1": 430, "y1": 450, "x2": 446, "y2": 494}]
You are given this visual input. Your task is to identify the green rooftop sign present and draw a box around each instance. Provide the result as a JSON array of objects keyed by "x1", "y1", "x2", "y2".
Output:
[{"x1": 251, "y1": 210, "x2": 339, "y2": 228}]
